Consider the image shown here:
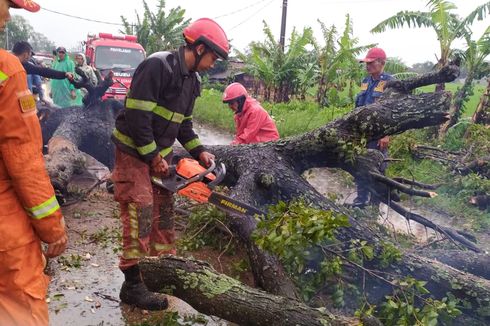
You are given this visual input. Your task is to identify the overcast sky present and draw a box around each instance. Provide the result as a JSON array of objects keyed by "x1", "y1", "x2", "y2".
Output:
[{"x1": 15, "y1": 0, "x2": 490, "y2": 65}]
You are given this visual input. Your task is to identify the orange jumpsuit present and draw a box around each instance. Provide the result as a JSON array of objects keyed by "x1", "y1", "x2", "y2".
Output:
[{"x1": 0, "y1": 49, "x2": 66, "y2": 326}]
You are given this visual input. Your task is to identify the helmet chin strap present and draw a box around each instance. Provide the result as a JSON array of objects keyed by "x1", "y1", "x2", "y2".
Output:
[
  {"x1": 235, "y1": 95, "x2": 246, "y2": 114},
  {"x1": 191, "y1": 46, "x2": 207, "y2": 72}
]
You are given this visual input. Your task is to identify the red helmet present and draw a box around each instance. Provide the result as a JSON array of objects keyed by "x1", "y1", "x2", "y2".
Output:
[
  {"x1": 9, "y1": 0, "x2": 40, "y2": 12},
  {"x1": 222, "y1": 83, "x2": 248, "y2": 103},
  {"x1": 183, "y1": 18, "x2": 229, "y2": 60}
]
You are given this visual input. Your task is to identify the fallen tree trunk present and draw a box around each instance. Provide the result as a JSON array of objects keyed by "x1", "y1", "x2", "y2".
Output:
[
  {"x1": 41, "y1": 99, "x2": 123, "y2": 170},
  {"x1": 139, "y1": 256, "x2": 367, "y2": 326},
  {"x1": 43, "y1": 63, "x2": 490, "y2": 320},
  {"x1": 41, "y1": 99, "x2": 123, "y2": 194},
  {"x1": 420, "y1": 249, "x2": 490, "y2": 280}
]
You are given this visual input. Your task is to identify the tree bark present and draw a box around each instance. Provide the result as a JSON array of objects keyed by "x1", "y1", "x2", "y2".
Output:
[
  {"x1": 472, "y1": 79, "x2": 490, "y2": 125},
  {"x1": 42, "y1": 63, "x2": 490, "y2": 320},
  {"x1": 41, "y1": 99, "x2": 123, "y2": 194},
  {"x1": 139, "y1": 256, "x2": 366, "y2": 326},
  {"x1": 421, "y1": 249, "x2": 490, "y2": 280}
]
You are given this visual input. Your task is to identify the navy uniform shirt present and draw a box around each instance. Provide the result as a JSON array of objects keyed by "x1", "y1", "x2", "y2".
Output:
[{"x1": 355, "y1": 72, "x2": 394, "y2": 107}]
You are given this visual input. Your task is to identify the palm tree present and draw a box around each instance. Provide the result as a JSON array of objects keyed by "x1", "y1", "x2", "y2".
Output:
[
  {"x1": 121, "y1": 0, "x2": 190, "y2": 55},
  {"x1": 371, "y1": 0, "x2": 490, "y2": 91}
]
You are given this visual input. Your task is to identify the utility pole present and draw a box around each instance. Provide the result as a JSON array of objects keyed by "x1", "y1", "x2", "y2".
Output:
[{"x1": 279, "y1": 0, "x2": 288, "y2": 52}]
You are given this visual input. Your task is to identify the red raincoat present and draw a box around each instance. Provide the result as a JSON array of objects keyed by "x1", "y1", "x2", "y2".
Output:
[{"x1": 232, "y1": 97, "x2": 279, "y2": 144}]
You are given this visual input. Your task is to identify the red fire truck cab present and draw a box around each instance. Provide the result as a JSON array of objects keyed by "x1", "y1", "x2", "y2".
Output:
[{"x1": 85, "y1": 33, "x2": 146, "y2": 100}]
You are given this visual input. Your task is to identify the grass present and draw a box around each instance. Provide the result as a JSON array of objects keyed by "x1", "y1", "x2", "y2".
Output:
[
  {"x1": 193, "y1": 89, "x2": 351, "y2": 137},
  {"x1": 418, "y1": 82, "x2": 485, "y2": 118},
  {"x1": 387, "y1": 125, "x2": 490, "y2": 230}
]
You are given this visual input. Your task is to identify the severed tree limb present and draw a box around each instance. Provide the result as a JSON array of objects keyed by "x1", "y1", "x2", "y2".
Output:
[
  {"x1": 44, "y1": 136, "x2": 87, "y2": 199},
  {"x1": 392, "y1": 177, "x2": 440, "y2": 190},
  {"x1": 384, "y1": 63, "x2": 460, "y2": 94},
  {"x1": 382, "y1": 200, "x2": 481, "y2": 253},
  {"x1": 139, "y1": 255, "x2": 366, "y2": 326},
  {"x1": 370, "y1": 172, "x2": 438, "y2": 198}
]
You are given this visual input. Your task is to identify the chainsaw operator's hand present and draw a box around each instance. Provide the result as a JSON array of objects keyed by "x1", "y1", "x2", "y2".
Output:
[
  {"x1": 151, "y1": 154, "x2": 169, "y2": 176},
  {"x1": 199, "y1": 151, "x2": 215, "y2": 167}
]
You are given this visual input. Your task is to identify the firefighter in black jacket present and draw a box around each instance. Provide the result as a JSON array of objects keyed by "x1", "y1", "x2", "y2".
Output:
[{"x1": 111, "y1": 18, "x2": 229, "y2": 310}]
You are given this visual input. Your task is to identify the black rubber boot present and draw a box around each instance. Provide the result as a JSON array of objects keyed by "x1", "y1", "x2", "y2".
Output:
[
  {"x1": 119, "y1": 265, "x2": 168, "y2": 310},
  {"x1": 351, "y1": 196, "x2": 369, "y2": 209}
]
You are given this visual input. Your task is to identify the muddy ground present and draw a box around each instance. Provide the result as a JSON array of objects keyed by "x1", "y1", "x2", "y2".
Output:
[{"x1": 47, "y1": 123, "x2": 489, "y2": 325}]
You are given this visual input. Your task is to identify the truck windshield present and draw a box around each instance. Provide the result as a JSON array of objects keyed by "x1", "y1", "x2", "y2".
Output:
[{"x1": 95, "y1": 46, "x2": 145, "y2": 75}]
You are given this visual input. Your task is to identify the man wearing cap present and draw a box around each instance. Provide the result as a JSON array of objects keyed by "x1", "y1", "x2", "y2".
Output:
[
  {"x1": 353, "y1": 47, "x2": 394, "y2": 208},
  {"x1": 0, "y1": 1, "x2": 68, "y2": 325},
  {"x1": 12, "y1": 41, "x2": 74, "y2": 104}
]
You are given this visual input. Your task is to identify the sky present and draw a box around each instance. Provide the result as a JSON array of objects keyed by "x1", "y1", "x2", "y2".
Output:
[{"x1": 14, "y1": 0, "x2": 490, "y2": 66}]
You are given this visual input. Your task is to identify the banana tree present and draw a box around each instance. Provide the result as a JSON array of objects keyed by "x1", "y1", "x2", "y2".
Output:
[
  {"x1": 315, "y1": 15, "x2": 373, "y2": 107},
  {"x1": 238, "y1": 21, "x2": 315, "y2": 103},
  {"x1": 441, "y1": 25, "x2": 490, "y2": 133},
  {"x1": 371, "y1": 0, "x2": 490, "y2": 91},
  {"x1": 121, "y1": 0, "x2": 189, "y2": 54}
]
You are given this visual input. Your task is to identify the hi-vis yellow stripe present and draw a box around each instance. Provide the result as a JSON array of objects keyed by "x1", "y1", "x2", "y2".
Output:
[
  {"x1": 126, "y1": 98, "x2": 185, "y2": 124},
  {"x1": 184, "y1": 138, "x2": 202, "y2": 151},
  {"x1": 113, "y1": 129, "x2": 135, "y2": 148},
  {"x1": 126, "y1": 98, "x2": 155, "y2": 111},
  {"x1": 154, "y1": 105, "x2": 185, "y2": 123},
  {"x1": 0, "y1": 70, "x2": 8, "y2": 84},
  {"x1": 113, "y1": 129, "x2": 172, "y2": 157},
  {"x1": 137, "y1": 141, "x2": 157, "y2": 155},
  {"x1": 26, "y1": 195, "x2": 60, "y2": 220}
]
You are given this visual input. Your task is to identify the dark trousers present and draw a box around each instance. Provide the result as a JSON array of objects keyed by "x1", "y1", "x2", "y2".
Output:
[{"x1": 355, "y1": 140, "x2": 388, "y2": 202}]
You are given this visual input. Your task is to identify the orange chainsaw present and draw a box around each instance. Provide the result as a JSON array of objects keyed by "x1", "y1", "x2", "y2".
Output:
[{"x1": 151, "y1": 158, "x2": 265, "y2": 218}]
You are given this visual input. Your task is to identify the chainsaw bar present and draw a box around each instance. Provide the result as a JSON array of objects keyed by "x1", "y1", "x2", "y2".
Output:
[{"x1": 208, "y1": 192, "x2": 266, "y2": 218}]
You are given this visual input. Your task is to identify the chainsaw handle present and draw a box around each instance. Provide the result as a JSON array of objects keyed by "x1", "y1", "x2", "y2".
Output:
[{"x1": 177, "y1": 159, "x2": 216, "y2": 190}]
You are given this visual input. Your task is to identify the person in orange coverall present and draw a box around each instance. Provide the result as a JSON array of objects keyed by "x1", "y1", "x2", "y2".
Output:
[
  {"x1": 0, "y1": 1, "x2": 68, "y2": 325},
  {"x1": 222, "y1": 82, "x2": 279, "y2": 144}
]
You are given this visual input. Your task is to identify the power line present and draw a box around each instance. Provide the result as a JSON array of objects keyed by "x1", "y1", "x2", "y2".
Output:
[
  {"x1": 42, "y1": 7, "x2": 125, "y2": 26},
  {"x1": 213, "y1": 0, "x2": 269, "y2": 19},
  {"x1": 229, "y1": 0, "x2": 277, "y2": 31}
]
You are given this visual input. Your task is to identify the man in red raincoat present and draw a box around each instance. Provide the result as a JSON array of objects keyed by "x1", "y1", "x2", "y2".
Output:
[{"x1": 222, "y1": 82, "x2": 279, "y2": 144}]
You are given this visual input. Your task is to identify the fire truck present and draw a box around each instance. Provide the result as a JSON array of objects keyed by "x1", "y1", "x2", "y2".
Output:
[{"x1": 85, "y1": 33, "x2": 146, "y2": 100}]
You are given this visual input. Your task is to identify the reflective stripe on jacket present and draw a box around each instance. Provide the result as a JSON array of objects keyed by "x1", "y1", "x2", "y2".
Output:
[
  {"x1": 0, "y1": 49, "x2": 65, "y2": 250},
  {"x1": 112, "y1": 46, "x2": 204, "y2": 163},
  {"x1": 355, "y1": 73, "x2": 394, "y2": 107}
]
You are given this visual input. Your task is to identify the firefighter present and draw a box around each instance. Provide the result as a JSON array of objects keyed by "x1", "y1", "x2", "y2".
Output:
[
  {"x1": 111, "y1": 18, "x2": 229, "y2": 310},
  {"x1": 0, "y1": 1, "x2": 68, "y2": 325},
  {"x1": 352, "y1": 47, "x2": 394, "y2": 208},
  {"x1": 222, "y1": 82, "x2": 279, "y2": 144}
]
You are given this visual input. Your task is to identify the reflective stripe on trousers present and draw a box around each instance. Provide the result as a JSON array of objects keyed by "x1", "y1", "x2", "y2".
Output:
[{"x1": 112, "y1": 148, "x2": 176, "y2": 270}]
